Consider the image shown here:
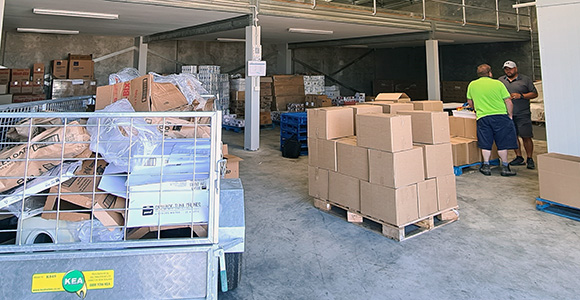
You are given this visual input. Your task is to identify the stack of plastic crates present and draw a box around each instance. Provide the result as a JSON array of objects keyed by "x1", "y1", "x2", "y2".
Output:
[{"x1": 280, "y1": 112, "x2": 308, "y2": 156}]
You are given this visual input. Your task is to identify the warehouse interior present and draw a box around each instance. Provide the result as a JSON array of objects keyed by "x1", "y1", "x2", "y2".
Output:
[{"x1": 0, "y1": 0, "x2": 578, "y2": 298}]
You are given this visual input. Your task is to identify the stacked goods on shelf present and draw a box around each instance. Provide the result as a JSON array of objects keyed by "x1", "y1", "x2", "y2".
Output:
[
  {"x1": 0, "y1": 69, "x2": 11, "y2": 104},
  {"x1": 271, "y1": 75, "x2": 305, "y2": 111},
  {"x1": 305, "y1": 94, "x2": 331, "y2": 108},
  {"x1": 230, "y1": 78, "x2": 245, "y2": 117},
  {"x1": 280, "y1": 112, "x2": 308, "y2": 155},
  {"x1": 308, "y1": 100, "x2": 458, "y2": 241},
  {"x1": 10, "y1": 65, "x2": 47, "y2": 103},
  {"x1": 304, "y1": 75, "x2": 325, "y2": 95},
  {"x1": 260, "y1": 77, "x2": 273, "y2": 125},
  {"x1": 47, "y1": 54, "x2": 96, "y2": 100},
  {"x1": 197, "y1": 65, "x2": 229, "y2": 111}
]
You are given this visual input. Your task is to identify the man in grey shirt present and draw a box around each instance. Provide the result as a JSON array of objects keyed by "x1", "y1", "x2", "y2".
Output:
[{"x1": 499, "y1": 60, "x2": 538, "y2": 169}]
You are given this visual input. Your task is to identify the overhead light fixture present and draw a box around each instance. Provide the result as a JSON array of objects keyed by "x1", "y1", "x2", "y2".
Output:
[
  {"x1": 341, "y1": 45, "x2": 369, "y2": 48},
  {"x1": 512, "y1": 2, "x2": 536, "y2": 8},
  {"x1": 288, "y1": 28, "x2": 334, "y2": 35},
  {"x1": 33, "y1": 8, "x2": 119, "y2": 20},
  {"x1": 17, "y1": 28, "x2": 79, "y2": 35},
  {"x1": 216, "y1": 38, "x2": 245, "y2": 42}
]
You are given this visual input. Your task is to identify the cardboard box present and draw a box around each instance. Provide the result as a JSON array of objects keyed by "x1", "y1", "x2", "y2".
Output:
[
  {"x1": 415, "y1": 143, "x2": 454, "y2": 178},
  {"x1": 453, "y1": 137, "x2": 481, "y2": 164},
  {"x1": 375, "y1": 93, "x2": 411, "y2": 102},
  {"x1": 308, "y1": 166, "x2": 329, "y2": 200},
  {"x1": 68, "y1": 54, "x2": 94, "y2": 80},
  {"x1": 42, "y1": 196, "x2": 91, "y2": 222},
  {"x1": 538, "y1": 153, "x2": 580, "y2": 208},
  {"x1": 317, "y1": 138, "x2": 338, "y2": 171},
  {"x1": 96, "y1": 74, "x2": 189, "y2": 111},
  {"x1": 360, "y1": 181, "x2": 418, "y2": 226},
  {"x1": 0, "y1": 69, "x2": 10, "y2": 84},
  {"x1": 32, "y1": 82, "x2": 43, "y2": 95},
  {"x1": 308, "y1": 138, "x2": 318, "y2": 167},
  {"x1": 412, "y1": 100, "x2": 444, "y2": 112},
  {"x1": 356, "y1": 114, "x2": 413, "y2": 153},
  {"x1": 51, "y1": 79, "x2": 97, "y2": 99},
  {"x1": 329, "y1": 171, "x2": 360, "y2": 211},
  {"x1": 272, "y1": 75, "x2": 304, "y2": 86},
  {"x1": 260, "y1": 111, "x2": 272, "y2": 125},
  {"x1": 397, "y1": 111, "x2": 450, "y2": 145},
  {"x1": 305, "y1": 94, "x2": 331, "y2": 108},
  {"x1": 349, "y1": 104, "x2": 383, "y2": 132},
  {"x1": 33, "y1": 63, "x2": 45, "y2": 81},
  {"x1": 371, "y1": 101, "x2": 414, "y2": 114},
  {"x1": 450, "y1": 137, "x2": 469, "y2": 166},
  {"x1": 417, "y1": 179, "x2": 438, "y2": 217},
  {"x1": 11, "y1": 69, "x2": 30, "y2": 82},
  {"x1": 11, "y1": 94, "x2": 46, "y2": 103},
  {"x1": 436, "y1": 174, "x2": 458, "y2": 210},
  {"x1": 464, "y1": 117, "x2": 477, "y2": 139},
  {"x1": 21, "y1": 81, "x2": 33, "y2": 94},
  {"x1": 449, "y1": 116, "x2": 465, "y2": 137},
  {"x1": 231, "y1": 91, "x2": 245, "y2": 100},
  {"x1": 224, "y1": 154, "x2": 242, "y2": 178},
  {"x1": 274, "y1": 85, "x2": 305, "y2": 96},
  {"x1": 369, "y1": 147, "x2": 424, "y2": 188},
  {"x1": 307, "y1": 107, "x2": 354, "y2": 140},
  {"x1": 52, "y1": 60, "x2": 68, "y2": 79},
  {"x1": 0, "y1": 94, "x2": 12, "y2": 105},
  {"x1": 273, "y1": 95, "x2": 305, "y2": 111},
  {"x1": 9, "y1": 81, "x2": 21, "y2": 94},
  {"x1": 336, "y1": 136, "x2": 369, "y2": 180}
]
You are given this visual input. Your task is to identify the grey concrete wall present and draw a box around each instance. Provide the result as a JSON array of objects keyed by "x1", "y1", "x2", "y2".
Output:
[
  {"x1": 2, "y1": 32, "x2": 134, "y2": 85},
  {"x1": 292, "y1": 47, "x2": 375, "y2": 96}
]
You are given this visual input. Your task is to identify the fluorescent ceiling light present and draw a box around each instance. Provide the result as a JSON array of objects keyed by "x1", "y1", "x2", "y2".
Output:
[
  {"x1": 33, "y1": 8, "x2": 119, "y2": 20},
  {"x1": 216, "y1": 38, "x2": 245, "y2": 42},
  {"x1": 512, "y1": 2, "x2": 536, "y2": 8},
  {"x1": 17, "y1": 28, "x2": 79, "y2": 35},
  {"x1": 288, "y1": 28, "x2": 334, "y2": 35}
]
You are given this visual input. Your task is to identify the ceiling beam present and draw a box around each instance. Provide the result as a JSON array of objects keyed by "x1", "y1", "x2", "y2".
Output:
[
  {"x1": 143, "y1": 14, "x2": 250, "y2": 43},
  {"x1": 288, "y1": 31, "x2": 431, "y2": 49}
]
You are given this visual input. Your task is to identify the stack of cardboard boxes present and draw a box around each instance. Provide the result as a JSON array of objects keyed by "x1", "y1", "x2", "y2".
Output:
[
  {"x1": 228, "y1": 77, "x2": 273, "y2": 126},
  {"x1": 271, "y1": 75, "x2": 305, "y2": 111},
  {"x1": 448, "y1": 115, "x2": 499, "y2": 166},
  {"x1": 51, "y1": 54, "x2": 96, "y2": 99},
  {"x1": 9, "y1": 65, "x2": 46, "y2": 103},
  {"x1": 308, "y1": 100, "x2": 458, "y2": 231}
]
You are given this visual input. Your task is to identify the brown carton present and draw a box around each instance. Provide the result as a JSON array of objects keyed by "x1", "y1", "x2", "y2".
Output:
[
  {"x1": 412, "y1": 100, "x2": 444, "y2": 112},
  {"x1": 21, "y1": 81, "x2": 33, "y2": 94},
  {"x1": 371, "y1": 101, "x2": 413, "y2": 114},
  {"x1": 450, "y1": 137, "x2": 469, "y2": 166},
  {"x1": 96, "y1": 74, "x2": 189, "y2": 111},
  {"x1": 307, "y1": 138, "x2": 318, "y2": 167},
  {"x1": 436, "y1": 174, "x2": 458, "y2": 210},
  {"x1": 417, "y1": 179, "x2": 438, "y2": 217},
  {"x1": 260, "y1": 111, "x2": 272, "y2": 125},
  {"x1": 368, "y1": 147, "x2": 424, "y2": 188},
  {"x1": 42, "y1": 197, "x2": 91, "y2": 222},
  {"x1": 0, "y1": 69, "x2": 11, "y2": 84},
  {"x1": 307, "y1": 107, "x2": 354, "y2": 140},
  {"x1": 349, "y1": 104, "x2": 383, "y2": 132},
  {"x1": 12, "y1": 94, "x2": 46, "y2": 103},
  {"x1": 397, "y1": 111, "x2": 450, "y2": 145},
  {"x1": 414, "y1": 143, "x2": 454, "y2": 178},
  {"x1": 375, "y1": 93, "x2": 411, "y2": 102},
  {"x1": 356, "y1": 114, "x2": 413, "y2": 153},
  {"x1": 274, "y1": 85, "x2": 305, "y2": 96},
  {"x1": 11, "y1": 69, "x2": 30, "y2": 82},
  {"x1": 33, "y1": 63, "x2": 45, "y2": 81},
  {"x1": 308, "y1": 166, "x2": 329, "y2": 200},
  {"x1": 538, "y1": 153, "x2": 580, "y2": 208},
  {"x1": 317, "y1": 138, "x2": 338, "y2": 171},
  {"x1": 449, "y1": 116, "x2": 465, "y2": 137},
  {"x1": 464, "y1": 117, "x2": 477, "y2": 139},
  {"x1": 9, "y1": 81, "x2": 21, "y2": 94},
  {"x1": 224, "y1": 154, "x2": 242, "y2": 178},
  {"x1": 336, "y1": 136, "x2": 369, "y2": 180},
  {"x1": 360, "y1": 181, "x2": 418, "y2": 226},
  {"x1": 52, "y1": 60, "x2": 68, "y2": 79},
  {"x1": 305, "y1": 94, "x2": 331, "y2": 108},
  {"x1": 329, "y1": 171, "x2": 360, "y2": 211},
  {"x1": 453, "y1": 137, "x2": 481, "y2": 164},
  {"x1": 231, "y1": 91, "x2": 245, "y2": 101},
  {"x1": 68, "y1": 54, "x2": 94, "y2": 80},
  {"x1": 272, "y1": 75, "x2": 304, "y2": 86}
]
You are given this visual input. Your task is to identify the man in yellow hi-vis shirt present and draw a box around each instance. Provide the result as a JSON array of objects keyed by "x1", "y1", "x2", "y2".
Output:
[{"x1": 467, "y1": 64, "x2": 518, "y2": 177}]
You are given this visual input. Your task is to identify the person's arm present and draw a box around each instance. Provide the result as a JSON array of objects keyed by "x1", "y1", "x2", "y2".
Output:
[
  {"x1": 523, "y1": 77, "x2": 539, "y2": 99},
  {"x1": 467, "y1": 99, "x2": 474, "y2": 110},
  {"x1": 520, "y1": 91, "x2": 538, "y2": 100},
  {"x1": 504, "y1": 97, "x2": 513, "y2": 118}
]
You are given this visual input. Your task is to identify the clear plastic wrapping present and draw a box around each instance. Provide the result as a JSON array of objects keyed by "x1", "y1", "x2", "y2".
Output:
[
  {"x1": 108, "y1": 68, "x2": 140, "y2": 85},
  {"x1": 150, "y1": 72, "x2": 209, "y2": 108}
]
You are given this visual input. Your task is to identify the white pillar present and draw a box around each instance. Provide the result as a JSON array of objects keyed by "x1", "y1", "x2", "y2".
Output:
[
  {"x1": 244, "y1": 25, "x2": 261, "y2": 151},
  {"x1": 537, "y1": 0, "x2": 580, "y2": 156},
  {"x1": 277, "y1": 43, "x2": 292, "y2": 75},
  {"x1": 425, "y1": 39, "x2": 441, "y2": 100},
  {"x1": 0, "y1": 0, "x2": 5, "y2": 45},
  {"x1": 134, "y1": 36, "x2": 148, "y2": 76}
]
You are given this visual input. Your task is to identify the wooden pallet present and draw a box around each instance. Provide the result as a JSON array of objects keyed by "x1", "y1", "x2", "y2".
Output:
[{"x1": 313, "y1": 198, "x2": 459, "y2": 242}]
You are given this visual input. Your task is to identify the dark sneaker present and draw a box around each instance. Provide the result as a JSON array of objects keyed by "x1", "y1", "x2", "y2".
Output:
[
  {"x1": 479, "y1": 164, "x2": 491, "y2": 176},
  {"x1": 527, "y1": 158, "x2": 535, "y2": 170},
  {"x1": 501, "y1": 165, "x2": 517, "y2": 176},
  {"x1": 509, "y1": 156, "x2": 526, "y2": 166}
]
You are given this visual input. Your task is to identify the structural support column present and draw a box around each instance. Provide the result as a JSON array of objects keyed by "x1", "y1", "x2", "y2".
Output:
[
  {"x1": 277, "y1": 43, "x2": 292, "y2": 75},
  {"x1": 134, "y1": 36, "x2": 148, "y2": 76},
  {"x1": 244, "y1": 24, "x2": 261, "y2": 151},
  {"x1": 425, "y1": 39, "x2": 441, "y2": 100}
]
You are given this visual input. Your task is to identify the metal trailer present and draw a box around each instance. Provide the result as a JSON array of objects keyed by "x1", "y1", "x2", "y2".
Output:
[{"x1": 0, "y1": 96, "x2": 244, "y2": 299}]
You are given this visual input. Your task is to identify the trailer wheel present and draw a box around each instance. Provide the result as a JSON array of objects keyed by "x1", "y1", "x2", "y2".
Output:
[{"x1": 219, "y1": 252, "x2": 242, "y2": 291}]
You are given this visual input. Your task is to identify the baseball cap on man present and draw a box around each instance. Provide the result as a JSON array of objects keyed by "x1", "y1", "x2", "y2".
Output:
[{"x1": 503, "y1": 61, "x2": 517, "y2": 68}]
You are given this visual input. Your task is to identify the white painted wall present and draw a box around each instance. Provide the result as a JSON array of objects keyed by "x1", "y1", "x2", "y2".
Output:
[{"x1": 537, "y1": 0, "x2": 580, "y2": 156}]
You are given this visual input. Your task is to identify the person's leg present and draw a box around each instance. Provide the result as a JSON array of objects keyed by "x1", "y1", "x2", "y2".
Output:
[
  {"x1": 510, "y1": 116, "x2": 525, "y2": 165},
  {"x1": 492, "y1": 115, "x2": 518, "y2": 176},
  {"x1": 514, "y1": 137, "x2": 522, "y2": 156},
  {"x1": 498, "y1": 149, "x2": 509, "y2": 165},
  {"x1": 522, "y1": 137, "x2": 534, "y2": 158},
  {"x1": 518, "y1": 113, "x2": 535, "y2": 169},
  {"x1": 482, "y1": 149, "x2": 491, "y2": 163},
  {"x1": 477, "y1": 117, "x2": 493, "y2": 176}
]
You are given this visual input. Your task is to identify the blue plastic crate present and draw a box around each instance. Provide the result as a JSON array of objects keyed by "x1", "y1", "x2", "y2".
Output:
[
  {"x1": 280, "y1": 129, "x2": 307, "y2": 141},
  {"x1": 280, "y1": 112, "x2": 307, "y2": 126},
  {"x1": 280, "y1": 122, "x2": 307, "y2": 134}
]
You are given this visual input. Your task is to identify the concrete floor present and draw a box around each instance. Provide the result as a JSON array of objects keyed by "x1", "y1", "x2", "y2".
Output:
[{"x1": 220, "y1": 125, "x2": 580, "y2": 300}]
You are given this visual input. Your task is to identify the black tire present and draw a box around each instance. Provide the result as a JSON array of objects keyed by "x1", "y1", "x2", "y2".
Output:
[{"x1": 219, "y1": 252, "x2": 242, "y2": 292}]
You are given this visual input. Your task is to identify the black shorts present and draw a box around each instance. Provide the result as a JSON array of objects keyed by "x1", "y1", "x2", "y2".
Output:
[
  {"x1": 513, "y1": 113, "x2": 534, "y2": 138},
  {"x1": 477, "y1": 114, "x2": 519, "y2": 150}
]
